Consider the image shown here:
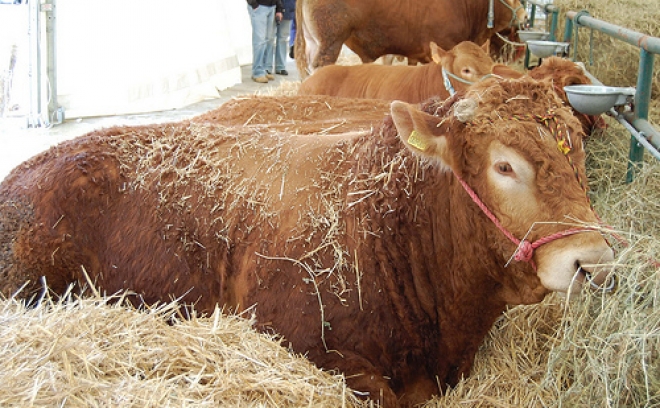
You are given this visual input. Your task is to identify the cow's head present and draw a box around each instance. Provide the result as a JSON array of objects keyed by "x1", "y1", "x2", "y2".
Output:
[
  {"x1": 390, "y1": 77, "x2": 614, "y2": 303},
  {"x1": 431, "y1": 41, "x2": 495, "y2": 89},
  {"x1": 500, "y1": 0, "x2": 528, "y2": 30},
  {"x1": 529, "y1": 57, "x2": 607, "y2": 137}
]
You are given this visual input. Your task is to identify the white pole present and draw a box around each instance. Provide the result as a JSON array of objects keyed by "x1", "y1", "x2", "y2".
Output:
[{"x1": 27, "y1": 0, "x2": 43, "y2": 127}]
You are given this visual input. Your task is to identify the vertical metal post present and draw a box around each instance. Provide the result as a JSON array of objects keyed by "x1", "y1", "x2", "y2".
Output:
[
  {"x1": 26, "y1": 0, "x2": 62, "y2": 127},
  {"x1": 522, "y1": 2, "x2": 534, "y2": 69},
  {"x1": 626, "y1": 48, "x2": 654, "y2": 182},
  {"x1": 563, "y1": 17, "x2": 573, "y2": 43},
  {"x1": 27, "y1": 0, "x2": 42, "y2": 127},
  {"x1": 44, "y1": 0, "x2": 63, "y2": 125},
  {"x1": 528, "y1": 4, "x2": 537, "y2": 28},
  {"x1": 548, "y1": 8, "x2": 558, "y2": 41}
]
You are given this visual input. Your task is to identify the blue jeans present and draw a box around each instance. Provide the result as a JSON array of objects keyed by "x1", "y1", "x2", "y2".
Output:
[
  {"x1": 265, "y1": 19, "x2": 292, "y2": 72},
  {"x1": 290, "y1": 18, "x2": 296, "y2": 47},
  {"x1": 248, "y1": 4, "x2": 276, "y2": 78}
]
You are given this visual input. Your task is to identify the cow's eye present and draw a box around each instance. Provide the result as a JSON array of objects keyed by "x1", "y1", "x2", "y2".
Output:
[
  {"x1": 496, "y1": 162, "x2": 514, "y2": 175},
  {"x1": 462, "y1": 68, "x2": 472, "y2": 75}
]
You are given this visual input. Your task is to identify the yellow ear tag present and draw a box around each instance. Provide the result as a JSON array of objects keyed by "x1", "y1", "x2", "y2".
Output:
[
  {"x1": 407, "y1": 130, "x2": 428, "y2": 151},
  {"x1": 557, "y1": 139, "x2": 571, "y2": 155}
]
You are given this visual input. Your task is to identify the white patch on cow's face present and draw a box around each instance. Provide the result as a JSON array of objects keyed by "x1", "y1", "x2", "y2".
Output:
[
  {"x1": 457, "y1": 64, "x2": 481, "y2": 83},
  {"x1": 451, "y1": 52, "x2": 494, "y2": 83},
  {"x1": 486, "y1": 142, "x2": 539, "y2": 221},
  {"x1": 536, "y1": 238, "x2": 614, "y2": 294}
]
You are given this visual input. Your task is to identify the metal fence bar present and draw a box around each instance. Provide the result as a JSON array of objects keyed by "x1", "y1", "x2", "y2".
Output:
[
  {"x1": 564, "y1": 10, "x2": 660, "y2": 182},
  {"x1": 27, "y1": 0, "x2": 43, "y2": 127},
  {"x1": 566, "y1": 10, "x2": 660, "y2": 54}
]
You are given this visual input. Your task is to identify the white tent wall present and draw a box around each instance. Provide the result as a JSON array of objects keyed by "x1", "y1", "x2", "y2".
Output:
[
  {"x1": 56, "y1": 0, "x2": 252, "y2": 118},
  {"x1": 224, "y1": 0, "x2": 254, "y2": 66}
]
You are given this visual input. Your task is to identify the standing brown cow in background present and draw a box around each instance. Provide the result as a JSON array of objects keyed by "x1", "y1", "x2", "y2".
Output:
[{"x1": 295, "y1": 0, "x2": 527, "y2": 76}]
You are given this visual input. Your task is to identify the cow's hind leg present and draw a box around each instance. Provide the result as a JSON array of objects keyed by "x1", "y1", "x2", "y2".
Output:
[
  {"x1": 0, "y1": 198, "x2": 49, "y2": 302},
  {"x1": 302, "y1": 1, "x2": 350, "y2": 72}
]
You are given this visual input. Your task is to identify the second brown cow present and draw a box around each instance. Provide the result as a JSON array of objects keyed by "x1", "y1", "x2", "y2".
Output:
[{"x1": 298, "y1": 41, "x2": 495, "y2": 103}]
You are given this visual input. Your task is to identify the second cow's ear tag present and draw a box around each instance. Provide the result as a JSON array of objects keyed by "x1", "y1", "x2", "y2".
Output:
[{"x1": 407, "y1": 130, "x2": 428, "y2": 151}]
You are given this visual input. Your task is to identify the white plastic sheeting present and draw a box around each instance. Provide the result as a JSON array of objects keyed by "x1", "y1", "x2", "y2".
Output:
[{"x1": 56, "y1": 0, "x2": 252, "y2": 118}]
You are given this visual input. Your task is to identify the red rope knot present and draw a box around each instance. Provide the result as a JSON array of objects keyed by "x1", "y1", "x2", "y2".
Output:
[{"x1": 514, "y1": 240, "x2": 534, "y2": 263}]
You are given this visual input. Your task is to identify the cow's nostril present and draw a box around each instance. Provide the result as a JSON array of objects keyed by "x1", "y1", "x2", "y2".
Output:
[{"x1": 577, "y1": 266, "x2": 617, "y2": 293}]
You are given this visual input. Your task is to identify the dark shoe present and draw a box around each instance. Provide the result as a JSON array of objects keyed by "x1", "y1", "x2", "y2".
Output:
[
  {"x1": 289, "y1": 45, "x2": 295, "y2": 59},
  {"x1": 276, "y1": 69, "x2": 289, "y2": 76}
]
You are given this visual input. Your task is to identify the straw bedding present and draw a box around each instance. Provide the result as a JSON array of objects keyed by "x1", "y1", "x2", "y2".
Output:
[
  {"x1": 0, "y1": 294, "x2": 365, "y2": 407},
  {"x1": 1, "y1": 1, "x2": 659, "y2": 406}
]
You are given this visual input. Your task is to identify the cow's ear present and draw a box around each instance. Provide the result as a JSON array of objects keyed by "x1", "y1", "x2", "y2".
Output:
[
  {"x1": 481, "y1": 39, "x2": 491, "y2": 55},
  {"x1": 391, "y1": 101, "x2": 450, "y2": 164},
  {"x1": 430, "y1": 42, "x2": 447, "y2": 64}
]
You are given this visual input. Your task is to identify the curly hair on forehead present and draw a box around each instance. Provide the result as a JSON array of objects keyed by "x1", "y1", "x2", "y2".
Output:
[{"x1": 422, "y1": 77, "x2": 587, "y2": 143}]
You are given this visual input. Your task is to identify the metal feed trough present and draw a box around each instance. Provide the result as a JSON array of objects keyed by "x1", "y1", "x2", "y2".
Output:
[{"x1": 521, "y1": 0, "x2": 560, "y2": 68}]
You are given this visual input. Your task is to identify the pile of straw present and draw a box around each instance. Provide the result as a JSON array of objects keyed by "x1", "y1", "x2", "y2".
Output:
[{"x1": 0, "y1": 292, "x2": 366, "y2": 407}]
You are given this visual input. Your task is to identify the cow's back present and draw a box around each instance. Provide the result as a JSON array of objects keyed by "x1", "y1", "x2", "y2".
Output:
[
  {"x1": 0, "y1": 122, "x2": 360, "y2": 311},
  {"x1": 299, "y1": 64, "x2": 443, "y2": 103}
]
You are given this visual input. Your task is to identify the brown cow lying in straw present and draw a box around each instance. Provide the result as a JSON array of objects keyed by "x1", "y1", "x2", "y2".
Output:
[
  {"x1": 298, "y1": 41, "x2": 495, "y2": 103},
  {"x1": 0, "y1": 78, "x2": 615, "y2": 407}
]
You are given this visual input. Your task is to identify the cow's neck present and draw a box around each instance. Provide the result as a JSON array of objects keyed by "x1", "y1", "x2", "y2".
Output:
[
  {"x1": 348, "y1": 133, "x2": 513, "y2": 383},
  {"x1": 465, "y1": 0, "x2": 513, "y2": 43},
  {"x1": 434, "y1": 176, "x2": 513, "y2": 383},
  {"x1": 348, "y1": 125, "x2": 547, "y2": 369}
]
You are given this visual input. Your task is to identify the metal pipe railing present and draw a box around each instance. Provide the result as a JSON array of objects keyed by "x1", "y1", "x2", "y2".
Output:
[
  {"x1": 564, "y1": 10, "x2": 660, "y2": 182},
  {"x1": 565, "y1": 10, "x2": 660, "y2": 54}
]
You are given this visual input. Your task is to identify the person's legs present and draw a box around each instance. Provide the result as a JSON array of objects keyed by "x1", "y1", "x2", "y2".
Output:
[
  {"x1": 263, "y1": 12, "x2": 277, "y2": 78},
  {"x1": 248, "y1": 4, "x2": 274, "y2": 80},
  {"x1": 289, "y1": 18, "x2": 296, "y2": 47},
  {"x1": 275, "y1": 19, "x2": 292, "y2": 73},
  {"x1": 289, "y1": 18, "x2": 296, "y2": 59}
]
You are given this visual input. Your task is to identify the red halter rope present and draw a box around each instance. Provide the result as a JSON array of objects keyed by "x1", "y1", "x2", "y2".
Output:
[{"x1": 453, "y1": 173, "x2": 596, "y2": 271}]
